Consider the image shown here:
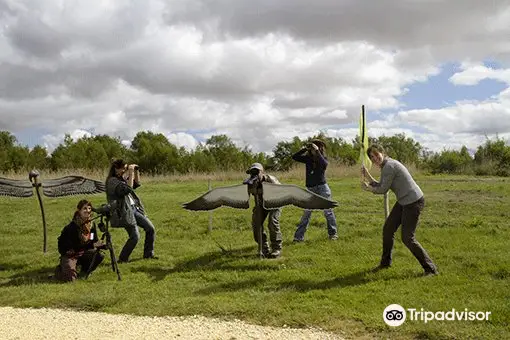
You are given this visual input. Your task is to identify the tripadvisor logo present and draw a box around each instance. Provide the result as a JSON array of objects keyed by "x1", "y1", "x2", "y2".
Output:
[
  {"x1": 383, "y1": 304, "x2": 492, "y2": 326},
  {"x1": 383, "y1": 304, "x2": 406, "y2": 327}
]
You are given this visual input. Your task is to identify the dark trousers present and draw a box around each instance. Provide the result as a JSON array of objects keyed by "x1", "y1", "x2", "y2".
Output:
[
  {"x1": 55, "y1": 249, "x2": 104, "y2": 282},
  {"x1": 119, "y1": 211, "x2": 156, "y2": 262},
  {"x1": 252, "y1": 207, "x2": 282, "y2": 253},
  {"x1": 381, "y1": 197, "x2": 436, "y2": 272}
]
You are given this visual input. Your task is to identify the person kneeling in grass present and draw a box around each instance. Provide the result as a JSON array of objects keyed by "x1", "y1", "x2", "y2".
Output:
[
  {"x1": 361, "y1": 144, "x2": 438, "y2": 276},
  {"x1": 54, "y1": 199, "x2": 106, "y2": 282}
]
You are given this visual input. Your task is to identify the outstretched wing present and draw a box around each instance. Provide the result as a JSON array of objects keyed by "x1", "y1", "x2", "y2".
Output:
[
  {"x1": 42, "y1": 176, "x2": 105, "y2": 197},
  {"x1": 262, "y1": 182, "x2": 339, "y2": 210},
  {"x1": 183, "y1": 184, "x2": 250, "y2": 211},
  {"x1": 0, "y1": 177, "x2": 33, "y2": 198}
]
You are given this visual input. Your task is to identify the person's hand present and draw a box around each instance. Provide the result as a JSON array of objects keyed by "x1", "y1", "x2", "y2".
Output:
[
  {"x1": 128, "y1": 164, "x2": 138, "y2": 171},
  {"x1": 65, "y1": 250, "x2": 84, "y2": 258},
  {"x1": 310, "y1": 143, "x2": 319, "y2": 151},
  {"x1": 94, "y1": 241, "x2": 108, "y2": 250},
  {"x1": 361, "y1": 181, "x2": 372, "y2": 192},
  {"x1": 361, "y1": 165, "x2": 368, "y2": 177}
]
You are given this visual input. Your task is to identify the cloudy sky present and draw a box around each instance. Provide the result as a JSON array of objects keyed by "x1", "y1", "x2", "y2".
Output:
[{"x1": 1, "y1": 0, "x2": 509, "y2": 154}]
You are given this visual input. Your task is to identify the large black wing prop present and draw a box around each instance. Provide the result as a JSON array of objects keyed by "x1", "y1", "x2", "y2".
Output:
[
  {"x1": 262, "y1": 182, "x2": 339, "y2": 210},
  {"x1": 42, "y1": 176, "x2": 105, "y2": 197},
  {"x1": 0, "y1": 172, "x2": 106, "y2": 253},
  {"x1": 183, "y1": 184, "x2": 250, "y2": 211},
  {"x1": 0, "y1": 177, "x2": 34, "y2": 198}
]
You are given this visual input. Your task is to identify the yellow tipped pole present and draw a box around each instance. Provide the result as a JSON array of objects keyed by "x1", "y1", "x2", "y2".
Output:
[{"x1": 360, "y1": 106, "x2": 388, "y2": 219}]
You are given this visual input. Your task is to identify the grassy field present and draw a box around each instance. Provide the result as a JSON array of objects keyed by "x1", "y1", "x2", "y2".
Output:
[{"x1": 0, "y1": 172, "x2": 509, "y2": 339}]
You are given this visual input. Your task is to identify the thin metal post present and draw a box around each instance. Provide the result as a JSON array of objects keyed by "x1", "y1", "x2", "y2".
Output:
[
  {"x1": 384, "y1": 193, "x2": 389, "y2": 219},
  {"x1": 208, "y1": 179, "x2": 213, "y2": 233},
  {"x1": 29, "y1": 170, "x2": 47, "y2": 254}
]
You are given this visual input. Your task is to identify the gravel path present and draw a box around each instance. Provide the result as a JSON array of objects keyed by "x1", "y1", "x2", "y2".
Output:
[{"x1": 0, "y1": 307, "x2": 344, "y2": 339}]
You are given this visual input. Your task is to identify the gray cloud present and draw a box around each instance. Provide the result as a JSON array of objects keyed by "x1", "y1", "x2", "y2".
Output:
[
  {"x1": 164, "y1": 0, "x2": 509, "y2": 47},
  {"x1": 6, "y1": 15, "x2": 70, "y2": 58},
  {"x1": 3, "y1": 0, "x2": 150, "y2": 59}
]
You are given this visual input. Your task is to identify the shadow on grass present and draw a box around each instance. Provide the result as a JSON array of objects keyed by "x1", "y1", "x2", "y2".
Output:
[
  {"x1": 196, "y1": 269, "x2": 424, "y2": 295},
  {"x1": 132, "y1": 245, "x2": 282, "y2": 282},
  {"x1": 0, "y1": 266, "x2": 59, "y2": 287},
  {"x1": 0, "y1": 263, "x2": 25, "y2": 271}
]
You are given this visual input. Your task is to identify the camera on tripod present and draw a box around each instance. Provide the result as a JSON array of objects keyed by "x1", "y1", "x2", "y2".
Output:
[
  {"x1": 91, "y1": 203, "x2": 112, "y2": 233},
  {"x1": 91, "y1": 203, "x2": 112, "y2": 218},
  {"x1": 86, "y1": 202, "x2": 122, "y2": 281}
]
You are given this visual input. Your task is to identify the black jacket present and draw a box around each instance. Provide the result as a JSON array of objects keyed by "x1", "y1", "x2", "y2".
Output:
[{"x1": 57, "y1": 221, "x2": 97, "y2": 256}]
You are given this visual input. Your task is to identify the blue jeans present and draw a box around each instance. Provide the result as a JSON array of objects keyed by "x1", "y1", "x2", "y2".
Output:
[
  {"x1": 294, "y1": 183, "x2": 338, "y2": 240},
  {"x1": 118, "y1": 210, "x2": 156, "y2": 261}
]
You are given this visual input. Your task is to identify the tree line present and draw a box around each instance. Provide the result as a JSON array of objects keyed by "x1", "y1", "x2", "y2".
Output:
[{"x1": 0, "y1": 130, "x2": 509, "y2": 176}]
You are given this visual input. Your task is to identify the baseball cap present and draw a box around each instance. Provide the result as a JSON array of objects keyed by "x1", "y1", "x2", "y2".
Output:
[{"x1": 246, "y1": 162, "x2": 264, "y2": 174}]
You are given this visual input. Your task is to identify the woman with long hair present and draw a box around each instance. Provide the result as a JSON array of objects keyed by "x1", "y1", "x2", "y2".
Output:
[
  {"x1": 55, "y1": 199, "x2": 104, "y2": 281},
  {"x1": 105, "y1": 159, "x2": 157, "y2": 263}
]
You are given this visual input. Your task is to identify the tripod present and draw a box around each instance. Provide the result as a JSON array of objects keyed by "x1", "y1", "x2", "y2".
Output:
[{"x1": 85, "y1": 215, "x2": 122, "y2": 281}]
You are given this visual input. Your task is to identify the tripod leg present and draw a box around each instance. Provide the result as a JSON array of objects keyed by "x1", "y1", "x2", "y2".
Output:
[
  {"x1": 109, "y1": 246, "x2": 122, "y2": 281},
  {"x1": 84, "y1": 250, "x2": 99, "y2": 280},
  {"x1": 106, "y1": 233, "x2": 122, "y2": 281}
]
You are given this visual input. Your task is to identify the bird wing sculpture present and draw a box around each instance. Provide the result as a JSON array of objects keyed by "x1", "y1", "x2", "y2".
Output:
[
  {"x1": 261, "y1": 182, "x2": 339, "y2": 210},
  {"x1": 0, "y1": 177, "x2": 34, "y2": 198},
  {"x1": 183, "y1": 181, "x2": 339, "y2": 211},
  {"x1": 0, "y1": 175, "x2": 105, "y2": 198},
  {"x1": 0, "y1": 170, "x2": 106, "y2": 253},
  {"x1": 41, "y1": 176, "x2": 105, "y2": 197},
  {"x1": 182, "y1": 184, "x2": 250, "y2": 211}
]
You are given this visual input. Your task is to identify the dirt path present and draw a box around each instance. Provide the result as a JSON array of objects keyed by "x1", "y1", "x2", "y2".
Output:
[{"x1": 0, "y1": 306, "x2": 343, "y2": 339}]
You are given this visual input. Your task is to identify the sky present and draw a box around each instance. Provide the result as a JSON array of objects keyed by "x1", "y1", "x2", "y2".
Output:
[{"x1": 1, "y1": 0, "x2": 510, "y2": 155}]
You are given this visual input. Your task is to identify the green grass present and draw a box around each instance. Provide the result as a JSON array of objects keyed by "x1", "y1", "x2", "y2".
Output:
[{"x1": 1, "y1": 175, "x2": 509, "y2": 339}]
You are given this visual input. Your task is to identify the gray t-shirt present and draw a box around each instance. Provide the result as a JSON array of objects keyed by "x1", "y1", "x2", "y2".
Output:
[{"x1": 370, "y1": 157, "x2": 423, "y2": 205}]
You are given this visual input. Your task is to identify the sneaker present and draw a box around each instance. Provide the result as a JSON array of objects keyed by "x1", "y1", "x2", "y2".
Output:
[
  {"x1": 269, "y1": 250, "x2": 281, "y2": 258},
  {"x1": 143, "y1": 255, "x2": 159, "y2": 260},
  {"x1": 329, "y1": 234, "x2": 338, "y2": 240}
]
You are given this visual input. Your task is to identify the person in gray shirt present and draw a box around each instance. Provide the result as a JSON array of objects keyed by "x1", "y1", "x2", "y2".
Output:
[{"x1": 361, "y1": 144, "x2": 438, "y2": 276}]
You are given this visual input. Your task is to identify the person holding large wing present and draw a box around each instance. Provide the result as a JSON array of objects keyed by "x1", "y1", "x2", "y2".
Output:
[{"x1": 245, "y1": 163, "x2": 283, "y2": 258}]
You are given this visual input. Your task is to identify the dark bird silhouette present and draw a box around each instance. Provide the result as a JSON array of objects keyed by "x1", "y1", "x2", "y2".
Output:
[{"x1": 0, "y1": 170, "x2": 106, "y2": 253}]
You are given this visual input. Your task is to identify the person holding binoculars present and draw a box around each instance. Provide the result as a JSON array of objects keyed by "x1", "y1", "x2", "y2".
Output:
[
  {"x1": 291, "y1": 139, "x2": 339, "y2": 242},
  {"x1": 105, "y1": 159, "x2": 157, "y2": 263}
]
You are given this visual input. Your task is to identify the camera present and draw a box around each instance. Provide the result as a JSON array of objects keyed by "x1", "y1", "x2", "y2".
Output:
[
  {"x1": 91, "y1": 203, "x2": 113, "y2": 217},
  {"x1": 243, "y1": 175, "x2": 258, "y2": 185}
]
